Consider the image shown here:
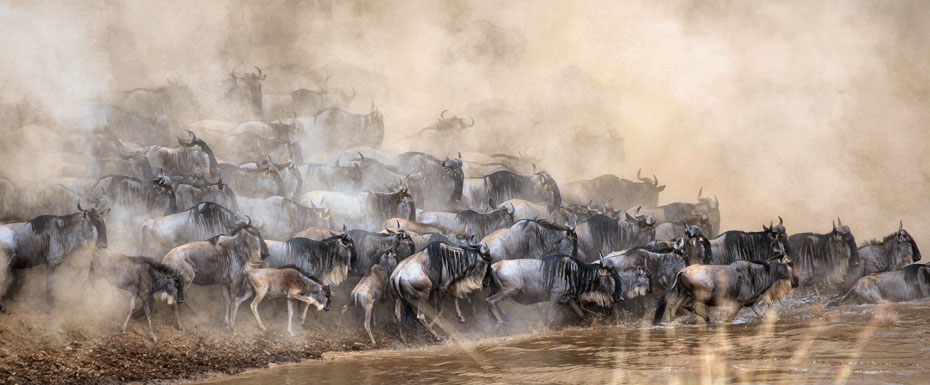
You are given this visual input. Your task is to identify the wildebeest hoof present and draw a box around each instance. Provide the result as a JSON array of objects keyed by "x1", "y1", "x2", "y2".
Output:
[
  {"x1": 177, "y1": 326, "x2": 185, "y2": 332},
  {"x1": 457, "y1": 317, "x2": 466, "y2": 324}
]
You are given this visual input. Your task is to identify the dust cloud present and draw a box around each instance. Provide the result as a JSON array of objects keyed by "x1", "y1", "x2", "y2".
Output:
[{"x1": 2, "y1": 0, "x2": 929, "y2": 250}]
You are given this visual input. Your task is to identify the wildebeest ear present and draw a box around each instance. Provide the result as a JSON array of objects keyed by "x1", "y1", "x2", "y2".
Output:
[
  {"x1": 657, "y1": 185, "x2": 666, "y2": 191},
  {"x1": 99, "y1": 208, "x2": 111, "y2": 217},
  {"x1": 624, "y1": 212, "x2": 636, "y2": 222}
]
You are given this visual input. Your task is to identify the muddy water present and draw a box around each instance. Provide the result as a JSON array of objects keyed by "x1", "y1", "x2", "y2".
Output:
[{"x1": 196, "y1": 301, "x2": 930, "y2": 384}]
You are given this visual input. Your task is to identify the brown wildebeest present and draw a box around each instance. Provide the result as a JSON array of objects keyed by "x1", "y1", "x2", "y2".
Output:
[
  {"x1": 829, "y1": 263, "x2": 930, "y2": 306},
  {"x1": 231, "y1": 265, "x2": 331, "y2": 335},
  {"x1": 653, "y1": 245, "x2": 797, "y2": 324},
  {"x1": 346, "y1": 248, "x2": 398, "y2": 344}
]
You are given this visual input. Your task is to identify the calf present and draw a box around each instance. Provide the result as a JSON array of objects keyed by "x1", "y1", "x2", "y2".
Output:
[
  {"x1": 829, "y1": 263, "x2": 930, "y2": 306},
  {"x1": 232, "y1": 265, "x2": 331, "y2": 335},
  {"x1": 347, "y1": 249, "x2": 399, "y2": 344}
]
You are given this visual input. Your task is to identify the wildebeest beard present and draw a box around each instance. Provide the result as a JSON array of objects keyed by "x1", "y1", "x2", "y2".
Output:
[
  {"x1": 426, "y1": 242, "x2": 487, "y2": 298},
  {"x1": 539, "y1": 255, "x2": 614, "y2": 307}
]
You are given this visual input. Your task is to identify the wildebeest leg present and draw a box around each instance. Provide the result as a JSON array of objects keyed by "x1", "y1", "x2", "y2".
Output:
[
  {"x1": 416, "y1": 296, "x2": 443, "y2": 341},
  {"x1": 364, "y1": 301, "x2": 376, "y2": 344},
  {"x1": 751, "y1": 303, "x2": 765, "y2": 317},
  {"x1": 694, "y1": 302, "x2": 712, "y2": 323},
  {"x1": 286, "y1": 299, "x2": 295, "y2": 336},
  {"x1": 221, "y1": 285, "x2": 232, "y2": 329},
  {"x1": 231, "y1": 285, "x2": 254, "y2": 331},
  {"x1": 173, "y1": 302, "x2": 185, "y2": 332},
  {"x1": 45, "y1": 265, "x2": 57, "y2": 312},
  {"x1": 0, "y1": 302, "x2": 7, "y2": 315},
  {"x1": 250, "y1": 290, "x2": 268, "y2": 331},
  {"x1": 394, "y1": 299, "x2": 407, "y2": 343},
  {"x1": 429, "y1": 293, "x2": 445, "y2": 327},
  {"x1": 141, "y1": 296, "x2": 157, "y2": 343},
  {"x1": 567, "y1": 299, "x2": 585, "y2": 319},
  {"x1": 725, "y1": 306, "x2": 742, "y2": 323},
  {"x1": 452, "y1": 297, "x2": 466, "y2": 323},
  {"x1": 486, "y1": 289, "x2": 516, "y2": 326},
  {"x1": 121, "y1": 294, "x2": 137, "y2": 333}
]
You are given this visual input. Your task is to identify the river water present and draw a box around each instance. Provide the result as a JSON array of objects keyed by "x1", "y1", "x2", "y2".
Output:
[{"x1": 195, "y1": 301, "x2": 930, "y2": 384}]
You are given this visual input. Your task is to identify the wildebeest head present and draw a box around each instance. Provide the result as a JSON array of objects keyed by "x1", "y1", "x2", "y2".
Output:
[
  {"x1": 831, "y1": 217, "x2": 859, "y2": 267},
  {"x1": 679, "y1": 222, "x2": 713, "y2": 265},
  {"x1": 636, "y1": 169, "x2": 667, "y2": 193},
  {"x1": 77, "y1": 202, "x2": 110, "y2": 249},
  {"x1": 163, "y1": 270, "x2": 185, "y2": 306},
  {"x1": 441, "y1": 157, "x2": 465, "y2": 202},
  {"x1": 894, "y1": 221, "x2": 921, "y2": 262},
  {"x1": 309, "y1": 200, "x2": 337, "y2": 230},
  {"x1": 434, "y1": 109, "x2": 475, "y2": 131},
  {"x1": 624, "y1": 211, "x2": 657, "y2": 239},
  {"x1": 597, "y1": 253, "x2": 623, "y2": 304},
  {"x1": 619, "y1": 266, "x2": 651, "y2": 298},
  {"x1": 531, "y1": 170, "x2": 562, "y2": 212},
  {"x1": 230, "y1": 66, "x2": 266, "y2": 115},
  {"x1": 762, "y1": 216, "x2": 789, "y2": 251},
  {"x1": 769, "y1": 242, "x2": 799, "y2": 288},
  {"x1": 331, "y1": 227, "x2": 358, "y2": 266},
  {"x1": 231, "y1": 216, "x2": 268, "y2": 261},
  {"x1": 176, "y1": 130, "x2": 218, "y2": 178}
]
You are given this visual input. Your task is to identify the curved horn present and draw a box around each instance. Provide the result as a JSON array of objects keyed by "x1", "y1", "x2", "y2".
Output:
[
  {"x1": 254, "y1": 66, "x2": 262, "y2": 76},
  {"x1": 532, "y1": 162, "x2": 537, "y2": 173},
  {"x1": 714, "y1": 195, "x2": 719, "y2": 208},
  {"x1": 698, "y1": 187, "x2": 703, "y2": 200},
  {"x1": 465, "y1": 115, "x2": 475, "y2": 127},
  {"x1": 833, "y1": 220, "x2": 837, "y2": 232},
  {"x1": 357, "y1": 152, "x2": 364, "y2": 161},
  {"x1": 440, "y1": 109, "x2": 450, "y2": 121},
  {"x1": 186, "y1": 129, "x2": 198, "y2": 143},
  {"x1": 653, "y1": 174, "x2": 659, "y2": 186},
  {"x1": 648, "y1": 214, "x2": 656, "y2": 225},
  {"x1": 778, "y1": 216, "x2": 783, "y2": 226},
  {"x1": 900, "y1": 220, "x2": 904, "y2": 232},
  {"x1": 371, "y1": 101, "x2": 375, "y2": 112},
  {"x1": 245, "y1": 215, "x2": 252, "y2": 227},
  {"x1": 599, "y1": 251, "x2": 606, "y2": 266},
  {"x1": 508, "y1": 202, "x2": 515, "y2": 215},
  {"x1": 837, "y1": 217, "x2": 843, "y2": 227},
  {"x1": 635, "y1": 206, "x2": 641, "y2": 215},
  {"x1": 342, "y1": 224, "x2": 347, "y2": 233},
  {"x1": 637, "y1": 168, "x2": 642, "y2": 180},
  {"x1": 77, "y1": 201, "x2": 84, "y2": 212}
]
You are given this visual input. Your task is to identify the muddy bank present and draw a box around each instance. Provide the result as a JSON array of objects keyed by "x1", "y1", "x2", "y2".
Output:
[{"x1": 0, "y1": 299, "x2": 407, "y2": 385}]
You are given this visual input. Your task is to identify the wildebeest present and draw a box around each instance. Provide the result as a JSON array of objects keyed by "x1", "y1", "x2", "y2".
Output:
[
  {"x1": 263, "y1": 234, "x2": 356, "y2": 286},
  {"x1": 389, "y1": 152, "x2": 464, "y2": 211},
  {"x1": 298, "y1": 187, "x2": 415, "y2": 231},
  {"x1": 654, "y1": 212, "x2": 712, "y2": 242},
  {"x1": 142, "y1": 130, "x2": 219, "y2": 180},
  {"x1": 92, "y1": 253, "x2": 185, "y2": 343},
  {"x1": 562, "y1": 170, "x2": 666, "y2": 211},
  {"x1": 298, "y1": 103, "x2": 384, "y2": 153},
  {"x1": 173, "y1": 178, "x2": 239, "y2": 213},
  {"x1": 93, "y1": 174, "x2": 178, "y2": 216},
  {"x1": 416, "y1": 205, "x2": 515, "y2": 241},
  {"x1": 788, "y1": 218, "x2": 859, "y2": 289},
  {"x1": 496, "y1": 199, "x2": 573, "y2": 225},
  {"x1": 292, "y1": 226, "x2": 345, "y2": 240},
  {"x1": 487, "y1": 253, "x2": 621, "y2": 326},
  {"x1": 653, "y1": 245, "x2": 798, "y2": 324},
  {"x1": 707, "y1": 217, "x2": 789, "y2": 265},
  {"x1": 162, "y1": 218, "x2": 268, "y2": 329},
  {"x1": 238, "y1": 197, "x2": 335, "y2": 241},
  {"x1": 225, "y1": 67, "x2": 266, "y2": 117},
  {"x1": 290, "y1": 75, "x2": 356, "y2": 115},
  {"x1": 481, "y1": 218, "x2": 577, "y2": 263},
  {"x1": 138, "y1": 202, "x2": 242, "y2": 257},
  {"x1": 462, "y1": 170, "x2": 561, "y2": 213},
  {"x1": 231, "y1": 264, "x2": 331, "y2": 335},
  {"x1": 829, "y1": 263, "x2": 930, "y2": 306},
  {"x1": 0, "y1": 203, "x2": 109, "y2": 313},
  {"x1": 346, "y1": 228, "x2": 415, "y2": 276},
  {"x1": 398, "y1": 110, "x2": 475, "y2": 142},
  {"x1": 635, "y1": 188, "x2": 721, "y2": 238},
  {"x1": 348, "y1": 248, "x2": 398, "y2": 344},
  {"x1": 604, "y1": 235, "x2": 707, "y2": 296},
  {"x1": 219, "y1": 157, "x2": 302, "y2": 200},
  {"x1": 842, "y1": 222, "x2": 921, "y2": 289},
  {"x1": 391, "y1": 241, "x2": 491, "y2": 340},
  {"x1": 191, "y1": 119, "x2": 300, "y2": 165},
  {"x1": 574, "y1": 213, "x2": 656, "y2": 263},
  {"x1": 382, "y1": 218, "x2": 448, "y2": 239}
]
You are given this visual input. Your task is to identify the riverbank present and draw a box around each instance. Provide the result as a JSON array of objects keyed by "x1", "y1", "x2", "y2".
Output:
[{"x1": 0, "y1": 300, "x2": 402, "y2": 384}]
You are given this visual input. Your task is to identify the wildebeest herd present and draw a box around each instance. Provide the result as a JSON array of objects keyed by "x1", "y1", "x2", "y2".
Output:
[{"x1": 0, "y1": 68, "x2": 923, "y2": 344}]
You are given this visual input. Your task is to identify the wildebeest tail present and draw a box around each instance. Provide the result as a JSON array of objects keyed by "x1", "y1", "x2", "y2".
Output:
[{"x1": 653, "y1": 272, "x2": 682, "y2": 325}]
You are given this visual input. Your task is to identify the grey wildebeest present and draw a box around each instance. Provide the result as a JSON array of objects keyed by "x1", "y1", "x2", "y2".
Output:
[
  {"x1": 93, "y1": 174, "x2": 178, "y2": 216},
  {"x1": 604, "y1": 230, "x2": 711, "y2": 297},
  {"x1": 238, "y1": 196, "x2": 335, "y2": 241},
  {"x1": 382, "y1": 218, "x2": 447, "y2": 238},
  {"x1": 298, "y1": 187, "x2": 415, "y2": 231},
  {"x1": 298, "y1": 160, "x2": 366, "y2": 193},
  {"x1": 653, "y1": 244, "x2": 798, "y2": 324},
  {"x1": 144, "y1": 130, "x2": 219, "y2": 180},
  {"x1": 788, "y1": 218, "x2": 859, "y2": 289},
  {"x1": 91, "y1": 253, "x2": 185, "y2": 343},
  {"x1": 462, "y1": 170, "x2": 561, "y2": 214},
  {"x1": 292, "y1": 226, "x2": 344, "y2": 240},
  {"x1": 481, "y1": 218, "x2": 577, "y2": 263},
  {"x1": 487, "y1": 253, "x2": 622, "y2": 326},
  {"x1": 346, "y1": 228, "x2": 415, "y2": 276},
  {"x1": 138, "y1": 202, "x2": 242, "y2": 258},
  {"x1": 654, "y1": 212, "x2": 713, "y2": 242},
  {"x1": 162, "y1": 218, "x2": 268, "y2": 330},
  {"x1": 348, "y1": 248, "x2": 398, "y2": 344},
  {"x1": 561, "y1": 170, "x2": 666, "y2": 211},
  {"x1": 231, "y1": 264, "x2": 332, "y2": 335},
  {"x1": 173, "y1": 177, "x2": 239, "y2": 213},
  {"x1": 829, "y1": 263, "x2": 930, "y2": 306},
  {"x1": 290, "y1": 75, "x2": 356, "y2": 115},
  {"x1": 298, "y1": 103, "x2": 384, "y2": 153},
  {"x1": 574, "y1": 213, "x2": 656, "y2": 263},
  {"x1": 707, "y1": 217, "x2": 790, "y2": 265},
  {"x1": 262, "y1": 234, "x2": 356, "y2": 286},
  {"x1": 635, "y1": 188, "x2": 721, "y2": 238},
  {"x1": 398, "y1": 110, "x2": 475, "y2": 141},
  {"x1": 496, "y1": 199, "x2": 573, "y2": 225},
  {"x1": 219, "y1": 157, "x2": 302, "y2": 200},
  {"x1": 416, "y1": 204, "x2": 515, "y2": 241},
  {"x1": 391, "y1": 241, "x2": 492, "y2": 341},
  {"x1": 842, "y1": 221, "x2": 921, "y2": 289},
  {"x1": 0, "y1": 203, "x2": 109, "y2": 313}
]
